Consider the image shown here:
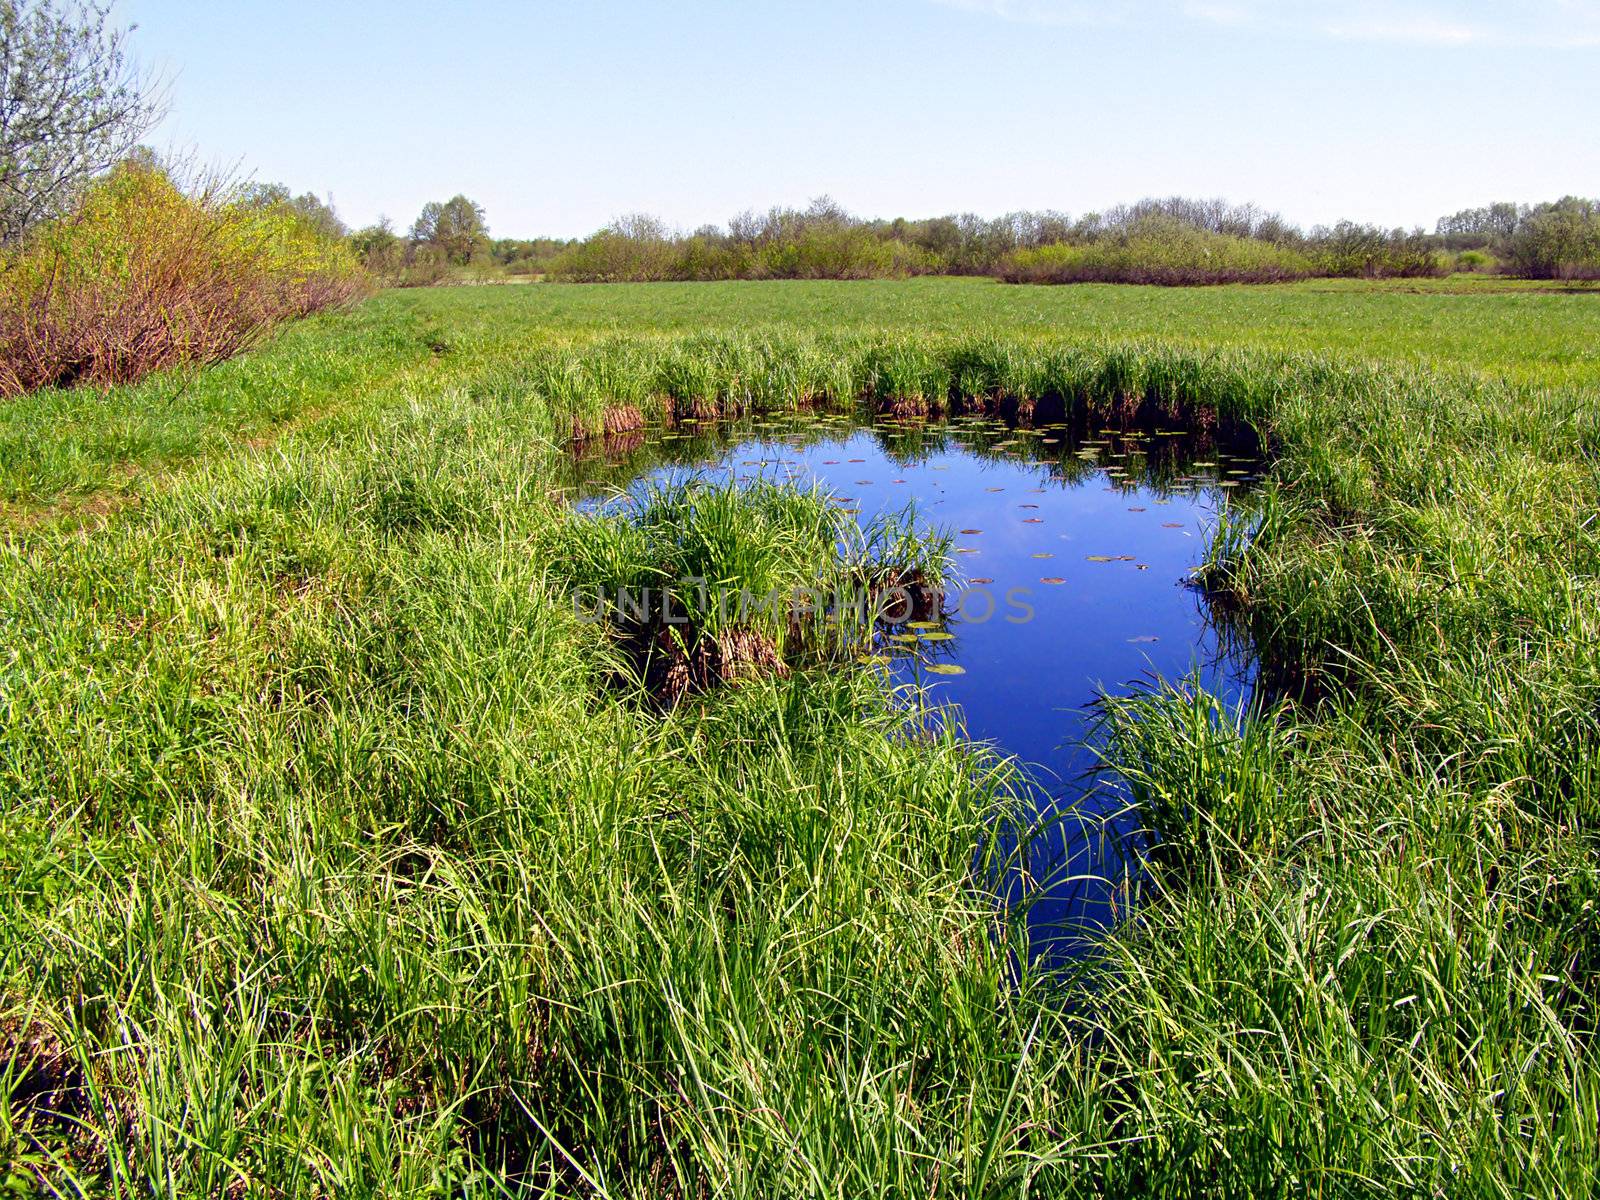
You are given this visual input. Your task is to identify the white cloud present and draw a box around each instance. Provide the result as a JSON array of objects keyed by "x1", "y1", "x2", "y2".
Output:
[{"x1": 933, "y1": 0, "x2": 1600, "y2": 48}]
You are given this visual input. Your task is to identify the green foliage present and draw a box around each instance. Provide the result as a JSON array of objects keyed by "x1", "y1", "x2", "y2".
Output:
[
  {"x1": 0, "y1": 162, "x2": 368, "y2": 396},
  {"x1": 1508, "y1": 197, "x2": 1600, "y2": 280},
  {"x1": 239, "y1": 180, "x2": 347, "y2": 241},
  {"x1": 408, "y1": 194, "x2": 489, "y2": 267},
  {"x1": 551, "y1": 207, "x2": 936, "y2": 283},
  {"x1": 347, "y1": 216, "x2": 405, "y2": 277},
  {"x1": 1000, "y1": 220, "x2": 1316, "y2": 285},
  {"x1": 1310, "y1": 221, "x2": 1448, "y2": 278}
]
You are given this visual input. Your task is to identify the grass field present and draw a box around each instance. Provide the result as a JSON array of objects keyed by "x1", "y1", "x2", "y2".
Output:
[
  {"x1": 5, "y1": 276, "x2": 1600, "y2": 519},
  {"x1": 2, "y1": 278, "x2": 1598, "y2": 1196}
]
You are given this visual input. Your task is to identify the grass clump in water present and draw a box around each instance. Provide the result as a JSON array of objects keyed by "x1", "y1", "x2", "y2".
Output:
[{"x1": 555, "y1": 478, "x2": 952, "y2": 703}]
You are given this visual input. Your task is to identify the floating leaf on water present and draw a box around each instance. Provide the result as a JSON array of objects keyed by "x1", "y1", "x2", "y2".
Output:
[
  {"x1": 1040, "y1": 577, "x2": 1067, "y2": 585},
  {"x1": 984, "y1": 487, "x2": 1005, "y2": 493},
  {"x1": 848, "y1": 458, "x2": 866, "y2": 463},
  {"x1": 1086, "y1": 555, "x2": 1114, "y2": 563},
  {"x1": 856, "y1": 479, "x2": 874, "y2": 485},
  {"x1": 1022, "y1": 518, "x2": 1044, "y2": 524},
  {"x1": 889, "y1": 633, "x2": 919, "y2": 644},
  {"x1": 925, "y1": 663, "x2": 966, "y2": 675},
  {"x1": 960, "y1": 528, "x2": 983, "y2": 535},
  {"x1": 833, "y1": 497, "x2": 856, "y2": 504},
  {"x1": 1116, "y1": 555, "x2": 1137, "y2": 562},
  {"x1": 956, "y1": 547, "x2": 981, "y2": 554},
  {"x1": 857, "y1": 654, "x2": 892, "y2": 666},
  {"x1": 1128, "y1": 507, "x2": 1146, "y2": 513},
  {"x1": 968, "y1": 577, "x2": 994, "y2": 585},
  {"x1": 1031, "y1": 552, "x2": 1054, "y2": 559},
  {"x1": 839, "y1": 508, "x2": 861, "y2": 514},
  {"x1": 891, "y1": 479, "x2": 907, "y2": 484},
  {"x1": 907, "y1": 620, "x2": 941, "y2": 630},
  {"x1": 919, "y1": 631, "x2": 955, "y2": 642},
  {"x1": 823, "y1": 460, "x2": 840, "y2": 465},
  {"x1": 1127, "y1": 635, "x2": 1159, "y2": 643},
  {"x1": 1218, "y1": 480, "x2": 1239, "y2": 488},
  {"x1": 1162, "y1": 522, "x2": 1185, "y2": 528}
]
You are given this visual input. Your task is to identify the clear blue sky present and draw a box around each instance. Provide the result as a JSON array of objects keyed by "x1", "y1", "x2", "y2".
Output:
[{"x1": 124, "y1": 0, "x2": 1600, "y2": 239}]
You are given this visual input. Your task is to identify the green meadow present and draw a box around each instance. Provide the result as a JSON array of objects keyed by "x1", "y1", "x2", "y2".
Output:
[{"x1": 3, "y1": 276, "x2": 1599, "y2": 1196}]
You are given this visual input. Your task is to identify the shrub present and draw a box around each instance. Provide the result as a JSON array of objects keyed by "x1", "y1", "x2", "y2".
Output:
[
  {"x1": 1310, "y1": 222, "x2": 1447, "y2": 278},
  {"x1": 999, "y1": 220, "x2": 1316, "y2": 286},
  {"x1": 549, "y1": 205, "x2": 933, "y2": 283},
  {"x1": 1455, "y1": 248, "x2": 1498, "y2": 273},
  {"x1": 0, "y1": 163, "x2": 368, "y2": 395},
  {"x1": 1508, "y1": 198, "x2": 1600, "y2": 280}
]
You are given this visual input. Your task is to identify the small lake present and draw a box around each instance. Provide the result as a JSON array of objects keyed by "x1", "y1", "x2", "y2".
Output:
[{"x1": 570, "y1": 411, "x2": 1259, "y2": 956}]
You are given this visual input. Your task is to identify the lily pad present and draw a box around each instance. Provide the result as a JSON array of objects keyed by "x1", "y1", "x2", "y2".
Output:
[
  {"x1": 925, "y1": 663, "x2": 966, "y2": 676},
  {"x1": 1040, "y1": 576, "x2": 1067, "y2": 585}
]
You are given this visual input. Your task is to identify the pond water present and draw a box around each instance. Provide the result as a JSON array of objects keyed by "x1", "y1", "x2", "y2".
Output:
[{"x1": 570, "y1": 411, "x2": 1258, "y2": 956}]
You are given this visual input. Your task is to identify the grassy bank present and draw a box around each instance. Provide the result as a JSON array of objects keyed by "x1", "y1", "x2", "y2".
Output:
[
  {"x1": 6, "y1": 277, "x2": 1598, "y2": 519},
  {"x1": 1, "y1": 281, "x2": 1598, "y2": 1195}
]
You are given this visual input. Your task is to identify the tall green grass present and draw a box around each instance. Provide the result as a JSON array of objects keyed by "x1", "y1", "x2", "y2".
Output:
[
  {"x1": 5, "y1": 278, "x2": 1597, "y2": 517},
  {"x1": 1, "y1": 283, "x2": 1597, "y2": 1195}
]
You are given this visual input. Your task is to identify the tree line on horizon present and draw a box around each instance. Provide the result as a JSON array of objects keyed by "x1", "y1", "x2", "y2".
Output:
[{"x1": 335, "y1": 192, "x2": 1600, "y2": 287}]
